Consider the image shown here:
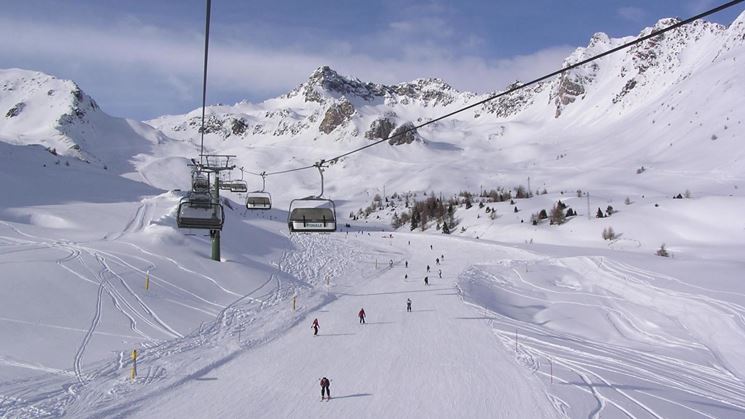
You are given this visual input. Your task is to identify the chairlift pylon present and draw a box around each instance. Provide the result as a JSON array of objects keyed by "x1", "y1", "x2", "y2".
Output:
[{"x1": 288, "y1": 162, "x2": 336, "y2": 232}]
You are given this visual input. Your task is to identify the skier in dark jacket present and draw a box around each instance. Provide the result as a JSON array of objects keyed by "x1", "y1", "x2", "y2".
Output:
[
  {"x1": 358, "y1": 308, "x2": 366, "y2": 324},
  {"x1": 426, "y1": 265, "x2": 430, "y2": 273},
  {"x1": 406, "y1": 298, "x2": 412, "y2": 312},
  {"x1": 311, "y1": 318, "x2": 319, "y2": 336},
  {"x1": 320, "y1": 377, "x2": 331, "y2": 400},
  {"x1": 424, "y1": 276, "x2": 429, "y2": 286}
]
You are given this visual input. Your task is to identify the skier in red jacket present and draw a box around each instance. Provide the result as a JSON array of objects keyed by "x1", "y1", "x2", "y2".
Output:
[{"x1": 358, "y1": 308, "x2": 366, "y2": 324}]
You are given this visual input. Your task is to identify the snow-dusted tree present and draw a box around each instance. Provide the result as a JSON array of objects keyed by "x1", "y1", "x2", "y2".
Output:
[{"x1": 549, "y1": 203, "x2": 566, "y2": 225}]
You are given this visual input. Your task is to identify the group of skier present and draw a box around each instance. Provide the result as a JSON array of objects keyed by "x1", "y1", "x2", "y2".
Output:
[{"x1": 313, "y1": 244, "x2": 446, "y2": 400}]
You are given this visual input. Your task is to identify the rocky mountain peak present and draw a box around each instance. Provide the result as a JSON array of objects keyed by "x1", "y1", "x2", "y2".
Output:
[{"x1": 289, "y1": 65, "x2": 385, "y2": 103}]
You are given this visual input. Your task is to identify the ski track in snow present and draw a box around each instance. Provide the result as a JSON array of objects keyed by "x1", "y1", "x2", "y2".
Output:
[
  {"x1": 3, "y1": 219, "x2": 745, "y2": 417},
  {"x1": 459, "y1": 255, "x2": 745, "y2": 418},
  {"x1": 0, "y1": 224, "x2": 365, "y2": 417}
]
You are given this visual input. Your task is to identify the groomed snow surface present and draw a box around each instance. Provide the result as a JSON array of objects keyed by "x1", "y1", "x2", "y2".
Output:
[{"x1": 1, "y1": 175, "x2": 745, "y2": 418}]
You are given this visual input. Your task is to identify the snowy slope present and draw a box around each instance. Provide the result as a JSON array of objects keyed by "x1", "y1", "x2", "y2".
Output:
[
  {"x1": 0, "y1": 69, "x2": 172, "y2": 175},
  {"x1": 1, "y1": 11, "x2": 745, "y2": 419}
]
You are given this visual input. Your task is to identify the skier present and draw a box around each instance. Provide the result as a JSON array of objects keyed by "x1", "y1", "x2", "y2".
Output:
[
  {"x1": 426, "y1": 265, "x2": 430, "y2": 273},
  {"x1": 424, "y1": 276, "x2": 429, "y2": 286},
  {"x1": 320, "y1": 377, "x2": 331, "y2": 400},
  {"x1": 441, "y1": 254, "x2": 444, "y2": 262},
  {"x1": 406, "y1": 298, "x2": 412, "y2": 312},
  {"x1": 358, "y1": 308, "x2": 366, "y2": 324},
  {"x1": 389, "y1": 259, "x2": 393, "y2": 269},
  {"x1": 405, "y1": 260, "x2": 408, "y2": 269},
  {"x1": 408, "y1": 240, "x2": 411, "y2": 246},
  {"x1": 438, "y1": 269, "x2": 442, "y2": 279},
  {"x1": 430, "y1": 244, "x2": 433, "y2": 250},
  {"x1": 405, "y1": 273, "x2": 408, "y2": 280},
  {"x1": 436, "y1": 258, "x2": 440, "y2": 265},
  {"x1": 311, "y1": 318, "x2": 319, "y2": 336}
]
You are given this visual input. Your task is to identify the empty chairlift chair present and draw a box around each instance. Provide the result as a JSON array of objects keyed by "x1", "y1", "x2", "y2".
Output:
[
  {"x1": 192, "y1": 172, "x2": 210, "y2": 193},
  {"x1": 177, "y1": 187, "x2": 225, "y2": 230},
  {"x1": 246, "y1": 192, "x2": 272, "y2": 209},
  {"x1": 245, "y1": 171, "x2": 272, "y2": 210},
  {"x1": 288, "y1": 199, "x2": 336, "y2": 232},
  {"x1": 287, "y1": 162, "x2": 336, "y2": 232},
  {"x1": 229, "y1": 180, "x2": 248, "y2": 193}
]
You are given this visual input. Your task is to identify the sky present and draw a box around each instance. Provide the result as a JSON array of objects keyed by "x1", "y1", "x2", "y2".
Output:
[{"x1": 1, "y1": 0, "x2": 743, "y2": 120}]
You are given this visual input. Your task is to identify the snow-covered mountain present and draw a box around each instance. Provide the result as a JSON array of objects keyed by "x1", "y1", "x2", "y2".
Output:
[
  {"x1": 150, "y1": 14, "x2": 743, "y2": 144},
  {"x1": 142, "y1": 14, "x2": 745, "y2": 204},
  {"x1": 0, "y1": 69, "x2": 169, "y2": 174}
]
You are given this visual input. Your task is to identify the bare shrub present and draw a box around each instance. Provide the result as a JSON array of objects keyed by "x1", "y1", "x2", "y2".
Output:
[{"x1": 602, "y1": 227, "x2": 616, "y2": 240}]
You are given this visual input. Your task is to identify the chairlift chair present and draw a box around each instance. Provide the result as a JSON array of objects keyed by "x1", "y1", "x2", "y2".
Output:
[
  {"x1": 229, "y1": 180, "x2": 248, "y2": 193},
  {"x1": 245, "y1": 171, "x2": 272, "y2": 210},
  {"x1": 288, "y1": 199, "x2": 336, "y2": 232},
  {"x1": 192, "y1": 172, "x2": 210, "y2": 193},
  {"x1": 287, "y1": 162, "x2": 336, "y2": 232},
  {"x1": 176, "y1": 191, "x2": 224, "y2": 230}
]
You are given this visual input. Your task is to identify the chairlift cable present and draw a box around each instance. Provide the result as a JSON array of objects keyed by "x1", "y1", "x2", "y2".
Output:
[
  {"x1": 198, "y1": 0, "x2": 212, "y2": 164},
  {"x1": 250, "y1": 0, "x2": 744, "y2": 176}
]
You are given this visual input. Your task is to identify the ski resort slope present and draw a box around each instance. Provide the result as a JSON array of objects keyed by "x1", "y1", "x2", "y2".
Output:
[{"x1": 109, "y1": 232, "x2": 559, "y2": 419}]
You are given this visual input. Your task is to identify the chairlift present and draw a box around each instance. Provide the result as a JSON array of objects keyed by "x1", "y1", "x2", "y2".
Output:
[
  {"x1": 245, "y1": 171, "x2": 272, "y2": 210},
  {"x1": 192, "y1": 172, "x2": 210, "y2": 193},
  {"x1": 288, "y1": 163, "x2": 336, "y2": 232},
  {"x1": 221, "y1": 167, "x2": 249, "y2": 193},
  {"x1": 229, "y1": 180, "x2": 248, "y2": 193},
  {"x1": 176, "y1": 191, "x2": 224, "y2": 230}
]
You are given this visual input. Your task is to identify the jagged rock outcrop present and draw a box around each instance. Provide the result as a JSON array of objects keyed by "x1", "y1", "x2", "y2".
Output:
[
  {"x1": 479, "y1": 82, "x2": 544, "y2": 118},
  {"x1": 230, "y1": 118, "x2": 248, "y2": 136},
  {"x1": 5, "y1": 102, "x2": 24, "y2": 118},
  {"x1": 287, "y1": 66, "x2": 465, "y2": 107},
  {"x1": 319, "y1": 100, "x2": 355, "y2": 134},
  {"x1": 388, "y1": 122, "x2": 421, "y2": 145},
  {"x1": 365, "y1": 112, "x2": 397, "y2": 140}
]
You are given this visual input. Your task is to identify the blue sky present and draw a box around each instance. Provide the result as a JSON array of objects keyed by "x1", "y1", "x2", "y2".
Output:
[{"x1": 1, "y1": 1, "x2": 742, "y2": 120}]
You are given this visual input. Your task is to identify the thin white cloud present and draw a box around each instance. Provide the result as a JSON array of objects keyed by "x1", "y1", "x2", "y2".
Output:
[
  {"x1": 617, "y1": 6, "x2": 647, "y2": 23},
  {"x1": 0, "y1": 15, "x2": 572, "y2": 117},
  {"x1": 685, "y1": 0, "x2": 716, "y2": 15}
]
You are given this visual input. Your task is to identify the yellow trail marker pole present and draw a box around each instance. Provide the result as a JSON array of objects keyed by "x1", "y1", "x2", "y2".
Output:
[
  {"x1": 145, "y1": 271, "x2": 150, "y2": 291},
  {"x1": 131, "y1": 349, "x2": 138, "y2": 381}
]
